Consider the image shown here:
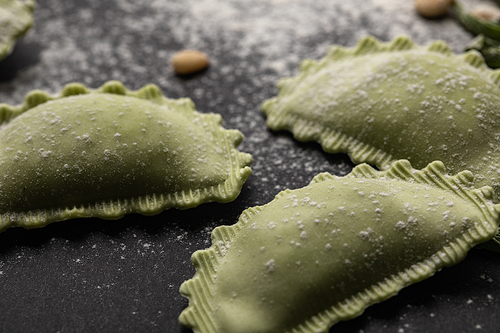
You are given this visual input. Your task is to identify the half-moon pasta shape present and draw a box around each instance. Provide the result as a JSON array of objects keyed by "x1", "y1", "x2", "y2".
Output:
[
  {"x1": 0, "y1": 0, "x2": 35, "y2": 61},
  {"x1": 180, "y1": 160, "x2": 499, "y2": 333},
  {"x1": 262, "y1": 35, "x2": 500, "y2": 201},
  {"x1": 0, "y1": 81, "x2": 252, "y2": 230}
]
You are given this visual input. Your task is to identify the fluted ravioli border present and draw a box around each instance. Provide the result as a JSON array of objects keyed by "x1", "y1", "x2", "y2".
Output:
[
  {"x1": 0, "y1": 0, "x2": 35, "y2": 62},
  {"x1": 179, "y1": 160, "x2": 500, "y2": 333},
  {"x1": 0, "y1": 80, "x2": 252, "y2": 230},
  {"x1": 263, "y1": 35, "x2": 500, "y2": 171},
  {"x1": 262, "y1": 34, "x2": 500, "y2": 251}
]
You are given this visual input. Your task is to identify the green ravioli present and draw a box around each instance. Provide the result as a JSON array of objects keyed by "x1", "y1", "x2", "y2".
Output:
[
  {"x1": 0, "y1": 81, "x2": 252, "y2": 230},
  {"x1": 262, "y1": 35, "x2": 500, "y2": 201},
  {"x1": 179, "y1": 160, "x2": 499, "y2": 333},
  {"x1": 0, "y1": 0, "x2": 35, "y2": 61}
]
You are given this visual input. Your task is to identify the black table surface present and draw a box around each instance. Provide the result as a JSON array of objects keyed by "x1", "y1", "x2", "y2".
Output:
[{"x1": 1, "y1": 0, "x2": 499, "y2": 332}]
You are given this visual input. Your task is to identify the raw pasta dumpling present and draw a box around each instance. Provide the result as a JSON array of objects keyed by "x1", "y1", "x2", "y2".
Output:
[
  {"x1": 180, "y1": 160, "x2": 500, "y2": 333},
  {"x1": 0, "y1": 0, "x2": 35, "y2": 61},
  {"x1": 263, "y1": 35, "x2": 500, "y2": 200},
  {"x1": 0, "y1": 81, "x2": 252, "y2": 230}
]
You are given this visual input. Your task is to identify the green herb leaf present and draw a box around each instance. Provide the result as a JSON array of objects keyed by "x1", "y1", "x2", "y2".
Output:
[
  {"x1": 453, "y1": 1, "x2": 500, "y2": 40},
  {"x1": 465, "y1": 34, "x2": 500, "y2": 68}
]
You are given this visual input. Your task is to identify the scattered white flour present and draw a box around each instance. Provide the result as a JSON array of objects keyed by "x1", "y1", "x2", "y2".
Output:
[
  {"x1": 0, "y1": 0, "x2": 477, "y2": 105},
  {"x1": 0, "y1": 0, "x2": 497, "y2": 332}
]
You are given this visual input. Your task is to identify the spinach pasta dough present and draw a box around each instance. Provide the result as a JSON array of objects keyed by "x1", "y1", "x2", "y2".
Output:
[
  {"x1": 180, "y1": 161, "x2": 499, "y2": 333},
  {"x1": 0, "y1": 81, "x2": 252, "y2": 230},
  {"x1": 263, "y1": 35, "x2": 500, "y2": 200},
  {"x1": 0, "y1": 0, "x2": 35, "y2": 61}
]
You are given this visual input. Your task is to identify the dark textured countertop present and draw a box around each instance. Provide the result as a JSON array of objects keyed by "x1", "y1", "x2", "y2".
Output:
[{"x1": 0, "y1": 0, "x2": 499, "y2": 332}]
